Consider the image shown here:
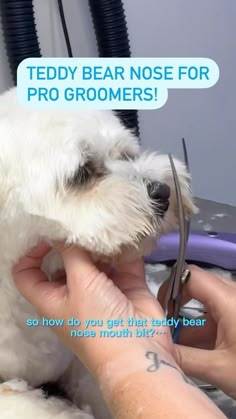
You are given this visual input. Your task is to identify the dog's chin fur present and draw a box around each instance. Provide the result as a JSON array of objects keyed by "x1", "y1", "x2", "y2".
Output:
[{"x1": 0, "y1": 87, "x2": 196, "y2": 419}]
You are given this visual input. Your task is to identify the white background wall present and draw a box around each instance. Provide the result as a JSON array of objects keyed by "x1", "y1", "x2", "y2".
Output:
[{"x1": 0, "y1": 0, "x2": 235, "y2": 205}]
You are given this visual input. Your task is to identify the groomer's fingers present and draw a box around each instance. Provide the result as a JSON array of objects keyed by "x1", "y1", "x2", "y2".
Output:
[
  {"x1": 158, "y1": 278, "x2": 191, "y2": 308},
  {"x1": 112, "y1": 258, "x2": 147, "y2": 292},
  {"x1": 56, "y1": 240, "x2": 147, "y2": 295},
  {"x1": 53, "y1": 243, "x2": 125, "y2": 309},
  {"x1": 184, "y1": 266, "x2": 236, "y2": 321},
  {"x1": 160, "y1": 265, "x2": 233, "y2": 322},
  {"x1": 158, "y1": 266, "x2": 231, "y2": 348},
  {"x1": 13, "y1": 242, "x2": 51, "y2": 272},
  {"x1": 54, "y1": 242, "x2": 103, "y2": 290},
  {"x1": 13, "y1": 242, "x2": 65, "y2": 310},
  {"x1": 117, "y1": 258, "x2": 145, "y2": 278},
  {"x1": 174, "y1": 344, "x2": 224, "y2": 387},
  {"x1": 52, "y1": 262, "x2": 113, "y2": 282},
  {"x1": 177, "y1": 314, "x2": 217, "y2": 349}
]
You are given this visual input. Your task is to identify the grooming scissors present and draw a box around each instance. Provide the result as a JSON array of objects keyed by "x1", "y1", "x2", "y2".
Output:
[
  {"x1": 163, "y1": 145, "x2": 215, "y2": 389},
  {"x1": 164, "y1": 139, "x2": 191, "y2": 338}
]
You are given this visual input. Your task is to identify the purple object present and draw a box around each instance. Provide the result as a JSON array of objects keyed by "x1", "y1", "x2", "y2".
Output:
[{"x1": 145, "y1": 231, "x2": 236, "y2": 270}]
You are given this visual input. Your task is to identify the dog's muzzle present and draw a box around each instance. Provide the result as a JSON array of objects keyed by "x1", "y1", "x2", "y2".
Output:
[{"x1": 147, "y1": 181, "x2": 170, "y2": 214}]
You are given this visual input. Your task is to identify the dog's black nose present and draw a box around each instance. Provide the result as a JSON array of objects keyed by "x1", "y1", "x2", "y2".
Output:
[{"x1": 147, "y1": 181, "x2": 170, "y2": 213}]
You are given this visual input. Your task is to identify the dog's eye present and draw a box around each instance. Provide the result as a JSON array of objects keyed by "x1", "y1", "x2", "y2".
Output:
[
  {"x1": 68, "y1": 161, "x2": 94, "y2": 187},
  {"x1": 66, "y1": 159, "x2": 106, "y2": 188},
  {"x1": 78, "y1": 162, "x2": 94, "y2": 184}
]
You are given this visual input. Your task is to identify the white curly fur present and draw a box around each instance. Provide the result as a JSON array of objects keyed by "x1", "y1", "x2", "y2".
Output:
[{"x1": 0, "y1": 87, "x2": 195, "y2": 418}]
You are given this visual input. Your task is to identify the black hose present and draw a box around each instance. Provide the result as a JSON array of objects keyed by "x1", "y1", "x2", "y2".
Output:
[
  {"x1": 88, "y1": 0, "x2": 140, "y2": 138},
  {"x1": 57, "y1": 0, "x2": 73, "y2": 57},
  {"x1": 0, "y1": 0, "x2": 41, "y2": 85}
]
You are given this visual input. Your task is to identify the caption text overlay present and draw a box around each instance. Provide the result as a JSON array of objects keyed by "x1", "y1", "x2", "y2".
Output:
[
  {"x1": 17, "y1": 57, "x2": 219, "y2": 110},
  {"x1": 26, "y1": 316, "x2": 207, "y2": 338}
]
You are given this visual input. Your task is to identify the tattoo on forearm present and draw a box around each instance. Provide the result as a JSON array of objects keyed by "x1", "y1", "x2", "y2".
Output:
[{"x1": 145, "y1": 351, "x2": 195, "y2": 386}]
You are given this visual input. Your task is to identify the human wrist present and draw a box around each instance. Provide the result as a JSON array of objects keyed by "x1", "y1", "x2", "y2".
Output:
[
  {"x1": 94, "y1": 340, "x2": 178, "y2": 398},
  {"x1": 95, "y1": 341, "x2": 226, "y2": 419}
]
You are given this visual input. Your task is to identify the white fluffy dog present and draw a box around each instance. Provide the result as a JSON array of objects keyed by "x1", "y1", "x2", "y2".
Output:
[{"x1": 0, "y1": 87, "x2": 195, "y2": 418}]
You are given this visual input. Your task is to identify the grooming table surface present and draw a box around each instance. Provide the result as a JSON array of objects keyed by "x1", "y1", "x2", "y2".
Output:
[{"x1": 192, "y1": 197, "x2": 236, "y2": 234}]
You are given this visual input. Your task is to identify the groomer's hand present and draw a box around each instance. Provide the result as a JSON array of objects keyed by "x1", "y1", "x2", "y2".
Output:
[
  {"x1": 159, "y1": 266, "x2": 236, "y2": 399},
  {"x1": 12, "y1": 242, "x2": 174, "y2": 379},
  {"x1": 12, "y1": 244, "x2": 225, "y2": 419}
]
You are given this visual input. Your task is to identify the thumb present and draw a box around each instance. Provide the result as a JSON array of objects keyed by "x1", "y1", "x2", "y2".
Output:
[
  {"x1": 55, "y1": 244, "x2": 128, "y2": 319},
  {"x1": 175, "y1": 344, "x2": 224, "y2": 387},
  {"x1": 54, "y1": 242, "x2": 105, "y2": 294}
]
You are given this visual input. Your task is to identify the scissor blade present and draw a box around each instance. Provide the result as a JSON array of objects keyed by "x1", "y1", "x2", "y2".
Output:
[
  {"x1": 168, "y1": 154, "x2": 187, "y2": 299},
  {"x1": 164, "y1": 264, "x2": 177, "y2": 316},
  {"x1": 182, "y1": 138, "x2": 189, "y2": 171},
  {"x1": 182, "y1": 138, "x2": 191, "y2": 243}
]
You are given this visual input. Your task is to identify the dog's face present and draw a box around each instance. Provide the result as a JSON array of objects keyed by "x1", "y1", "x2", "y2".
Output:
[{"x1": 0, "y1": 88, "x2": 195, "y2": 261}]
